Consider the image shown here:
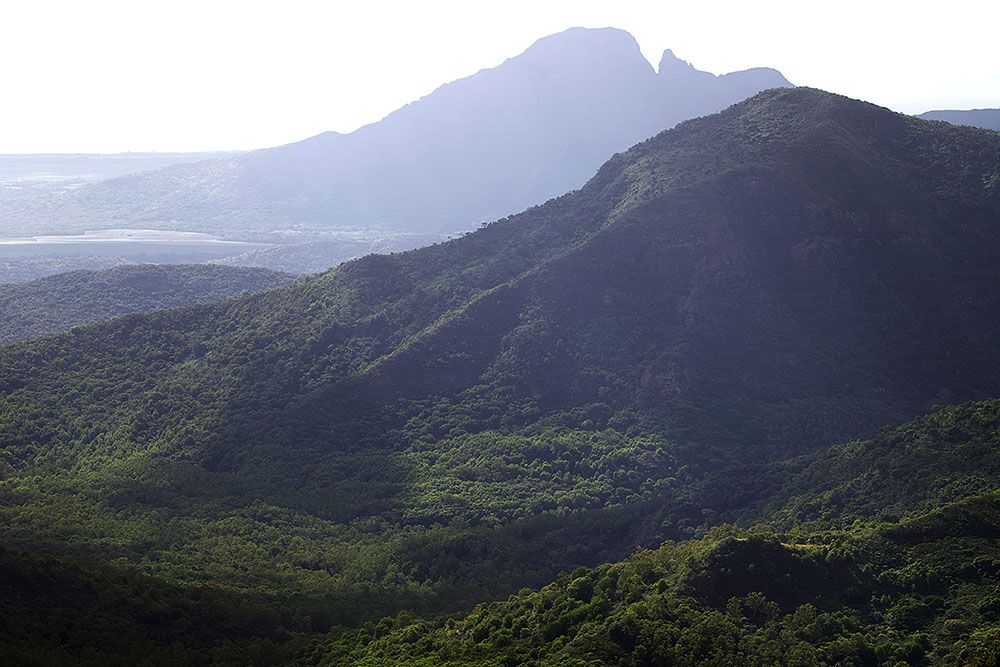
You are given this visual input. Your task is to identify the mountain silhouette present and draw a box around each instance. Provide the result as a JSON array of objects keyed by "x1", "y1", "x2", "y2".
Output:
[{"x1": 2, "y1": 28, "x2": 790, "y2": 240}]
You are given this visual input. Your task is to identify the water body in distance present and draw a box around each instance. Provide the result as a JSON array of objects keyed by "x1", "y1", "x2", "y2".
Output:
[{"x1": 0, "y1": 229, "x2": 273, "y2": 263}]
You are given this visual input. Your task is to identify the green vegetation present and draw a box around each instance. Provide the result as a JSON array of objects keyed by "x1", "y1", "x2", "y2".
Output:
[
  {"x1": 0, "y1": 546, "x2": 304, "y2": 666},
  {"x1": 331, "y1": 493, "x2": 1000, "y2": 666},
  {"x1": 2, "y1": 400, "x2": 997, "y2": 664},
  {"x1": 1, "y1": 89, "x2": 999, "y2": 663},
  {"x1": 0, "y1": 264, "x2": 293, "y2": 344}
]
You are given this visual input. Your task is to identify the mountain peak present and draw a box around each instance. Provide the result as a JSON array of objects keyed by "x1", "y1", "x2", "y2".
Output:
[
  {"x1": 525, "y1": 26, "x2": 642, "y2": 55},
  {"x1": 515, "y1": 26, "x2": 649, "y2": 73},
  {"x1": 658, "y1": 48, "x2": 692, "y2": 70},
  {"x1": 917, "y1": 108, "x2": 1000, "y2": 131},
  {"x1": 657, "y1": 48, "x2": 716, "y2": 84}
]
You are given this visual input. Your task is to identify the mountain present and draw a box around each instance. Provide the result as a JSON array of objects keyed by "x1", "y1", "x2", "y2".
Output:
[
  {"x1": 0, "y1": 27, "x2": 789, "y2": 244},
  {"x1": 918, "y1": 108, "x2": 1000, "y2": 131},
  {"x1": 0, "y1": 264, "x2": 293, "y2": 344},
  {"x1": 2, "y1": 88, "x2": 1000, "y2": 661}
]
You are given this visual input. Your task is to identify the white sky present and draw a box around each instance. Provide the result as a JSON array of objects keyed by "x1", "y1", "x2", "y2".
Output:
[{"x1": 1, "y1": 0, "x2": 998, "y2": 154}]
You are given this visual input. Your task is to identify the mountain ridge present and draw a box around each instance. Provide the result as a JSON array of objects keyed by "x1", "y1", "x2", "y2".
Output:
[
  {"x1": 2, "y1": 87, "x2": 1000, "y2": 663},
  {"x1": 4, "y1": 88, "x2": 1000, "y2": 474}
]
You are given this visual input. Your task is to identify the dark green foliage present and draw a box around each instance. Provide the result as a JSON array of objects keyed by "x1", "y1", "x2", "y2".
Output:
[
  {"x1": 0, "y1": 546, "x2": 303, "y2": 666},
  {"x1": 662, "y1": 399, "x2": 1000, "y2": 536},
  {"x1": 330, "y1": 493, "x2": 1000, "y2": 666},
  {"x1": 748, "y1": 400, "x2": 1000, "y2": 530},
  {"x1": 0, "y1": 264, "x2": 293, "y2": 344}
]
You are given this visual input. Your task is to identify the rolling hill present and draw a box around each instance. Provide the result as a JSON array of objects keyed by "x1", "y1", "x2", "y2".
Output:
[
  {"x1": 2, "y1": 87, "x2": 1000, "y2": 662},
  {"x1": 0, "y1": 264, "x2": 293, "y2": 344}
]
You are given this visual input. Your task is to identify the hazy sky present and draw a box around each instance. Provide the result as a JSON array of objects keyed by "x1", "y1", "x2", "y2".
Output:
[{"x1": 2, "y1": 0, "x2": 998, "y2": 153}]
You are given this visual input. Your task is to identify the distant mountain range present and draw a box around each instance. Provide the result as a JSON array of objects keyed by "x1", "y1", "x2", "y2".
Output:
[
  {"x1": 0, "y1": 27, "x2": 789, "y2": 246},
  {"x1": 917, "y1": 108, "x2": 1000, "y2": 131},
  {"x1": 3, "y1": 88, "x2": 1000, "y2": 661},
  {"x1": 0, "y1": 264, "x2": 292, "y2": 344}
]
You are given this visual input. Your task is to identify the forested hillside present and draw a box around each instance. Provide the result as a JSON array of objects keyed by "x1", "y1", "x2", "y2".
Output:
[
  {"x1": 2, "y1": 88, "x2": 999, "y2": 663},
  {"x1": 332, "y1": 492, "x2": 1000, "y2": 666},
  {"x1": 0, "y1": 264, "x2": 293, "y2": 344},
  {"x1": 3, "y1": 400, "x2": 998, "y2": 664}
]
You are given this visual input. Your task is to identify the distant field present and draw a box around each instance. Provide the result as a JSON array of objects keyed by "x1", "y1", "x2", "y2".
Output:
[{"x1": 0, "y1": 151, "x2": 237, "y2": 185}]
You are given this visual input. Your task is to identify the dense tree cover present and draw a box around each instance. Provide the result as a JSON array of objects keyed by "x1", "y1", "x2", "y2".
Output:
[
  {"x1": 0, "y1": 546, "x2": 307, "y2": 666},
  {"x1": 1, "y1": 89, "x2": 999, "y2": 663},
  {"x1": 0, "y1": 264, "x2": 293, "y2": 344},
  {"x1": 653, "y1": 399, "x2": 1000, "y2": 538},
  {"x1": 327, "y1": 492, "x2": 1000, "y2": 666},
  {"x1": 2, "y1": 399, "x2": 998, "y2": 664}
]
